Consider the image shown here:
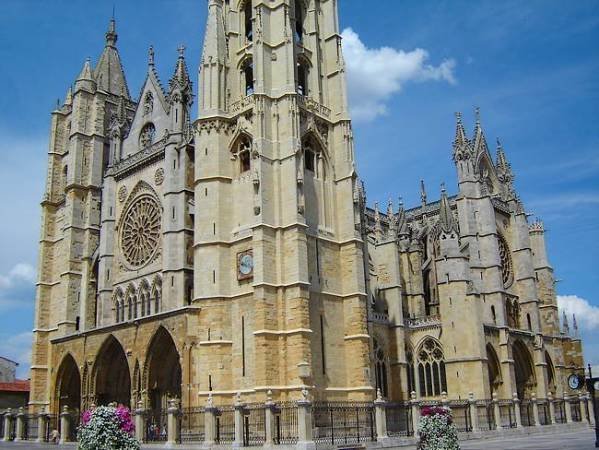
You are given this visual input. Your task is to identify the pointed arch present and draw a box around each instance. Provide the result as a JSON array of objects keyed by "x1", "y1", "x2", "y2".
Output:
[
  {"x1": 132, "y1": 360, "x2": 142, "y2": 406},
  {"x1": 55, "y1": 353, "x2": 81, "y2": 415},
  {"x1": 545, "y1": 351, "x2": 556, "y2": 393},
  {"x1": 139, "y1": 279, "x2": 151, "y2": 317},
  {"x1": 230, "y1": 131, "x2": 253, "y2": 174},
  {"x1": 512, "y1": 339, "x2": 536, "y2": 400},
  {"x1": 125, "y1": 283, "x2": 136, "y2": 320},
  {"x1": 144, "y1": 326, "x2": 182, "y2": 425},
  {"x1": 113, "y1": 287, "x2": 124, "y2": 323},
  {"x1": 372, "y1": 336, "x2": 389, "y2": 398},
  {"x1": 416, "y1": 337, "x2": 447, "y2": 397},
  {"x1": 93, "y1": 335, "x2": 131, "y2": 407},
  {"x1": 486, "y1": 343, "x2": 502, "y2": 394},
  {"x1": 151, "y1": 275, "x2": 162, "y2": 314}
]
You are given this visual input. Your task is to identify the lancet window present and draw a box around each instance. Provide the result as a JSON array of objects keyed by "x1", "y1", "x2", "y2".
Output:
[
  {"x1": 373, "y1": 339, "x2": 388, "y2": 398},
  {"x1": 242, "y1": 59, "x2": 254, "y2": 96},
  {"x1": 243, "y1": 0, "x2": 253, "y2": 42},
  {"x1": 417, "y1": 338, "x2": 447, "y2": 397}
]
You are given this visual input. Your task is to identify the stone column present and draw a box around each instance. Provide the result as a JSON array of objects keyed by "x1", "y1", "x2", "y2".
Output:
[
  {"x1": 513, "y1": 393, "x2": 523, "y2": 428},
  {"x1": 564, "y1": 394, "x2": 573, "y2": 423},
  {"x1": 264, "y1": 392, "x2": 276, "y2": 446},
  {"x1": 59, "y1": 406, "x2": 71, "y2": 444},
  {"x1": 531, "y1": 393, "x2": 541, "y2": 426},
  {"x1": 166, "y1": 398, "x2": 180, "y2": 446},
  {"x1": 587, "y1": 394, "x2": 596, "y2": 426},
  {"x1": 297, "y1": 392, "x2": 315, "y2": 450},
  {"x1": 15, "y1": 407, "x2": 25, "y2": 441},
  {"x1": 547, "y1": 392, "x2": 556, "y2": 425},
  {"x1": 204, "y1": 397, "x2": 217, "y2": 446},
  {"x1": 134, "y1": 401, "x2": 146, "y2": 443},
  {"x1": 233, "y1": 395, "x2": 245, "y2": 448},
  {"x1": 37, "y1": 410, "x2": 48, "y2": 443},
  {"x1": 3, "y1": 409, "x2": 12, "y2": 441},
  {"x1": 410, "y1": 391, "x2": 421, "y2": 438},
  {"x1": 579, "y1": 394, "x2": 587, "y2": 422},
  {"x1": 468, "y1": 392, "x2": 479, "y2": 433},
  {"x1": 374, "y1": 390, "x2": 389, "y2": 441},
  {"x1": 492, "y1": 393, "x2": 502, "y2": 430}
]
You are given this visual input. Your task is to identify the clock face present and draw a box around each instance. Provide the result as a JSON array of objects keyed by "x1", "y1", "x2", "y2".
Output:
[
  {"x1": 594, "y1": 380, "x2": 599, "y2": 391},
  {"x1": 239, "y1": 253, "x2": 254, "y2": 276},
  {"x1": 568, "y1": 374, "x2": 581, "y2": 390}
]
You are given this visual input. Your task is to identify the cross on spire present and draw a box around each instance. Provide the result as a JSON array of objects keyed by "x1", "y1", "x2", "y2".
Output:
[{"x1": 177, "y1": 45, "x2": 186, "y2": 58}]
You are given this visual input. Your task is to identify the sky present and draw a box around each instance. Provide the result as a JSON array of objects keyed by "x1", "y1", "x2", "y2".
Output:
[{"x1": 0, "y1": 0, "x2": 597, "y2": 379}]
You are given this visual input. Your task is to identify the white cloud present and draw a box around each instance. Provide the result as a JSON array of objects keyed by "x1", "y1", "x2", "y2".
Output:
[
  {"x1": 0, "y1": 262, "x2": 36, "y2": 311},
  {"x1": 0, "y1": 331, "x2": 32, "y2": 379},
  {"x1": 557, "y1": 294, "x2": 599, "y2": 331},
  {"x1": 341, "y1": 28, "x2": 457, "y2": 122}
]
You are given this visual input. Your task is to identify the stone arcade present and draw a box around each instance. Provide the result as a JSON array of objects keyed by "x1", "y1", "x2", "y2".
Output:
[{"x1": 14, "y1": 0, "x2": 590, "y2": 446}]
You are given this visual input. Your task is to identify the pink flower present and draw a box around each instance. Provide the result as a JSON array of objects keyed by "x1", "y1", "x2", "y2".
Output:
[
  {"x1": 81, "y1": 410, "x2": 92, "y2": 426},
  {"x1": 115, "y1": 406, "x2": 135, "y2": 435}
]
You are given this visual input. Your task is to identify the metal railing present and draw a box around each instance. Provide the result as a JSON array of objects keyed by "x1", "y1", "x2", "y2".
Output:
[
  {"x1": 312, "y1": 402, "x2": 375, "y2": 446},
  {"x1": 274, "y1": 402, "x2": 299, "y2": 445},
  {"x1": 146, "y1": 410, "x2": 168, "y2": 442},
  {"x1": 448, "y1": 401, "x2": 471, "y2": 432},
  {"x1": 215, "y1": 406, "x2": 235, "y2": 444},
  {"x1": 386, "y1": 402, "x2": 413, "y2": 437},
  {"x1": 498, "y1": 401, "x2": 517, "y2": 428},
  {"x1": 476, "y1": 401, "x2": 495, "y2": 430},
  {"x1": 180, "y1": 407, "x2": 205, "y2": 443},
  {"x1": 242, "y1": 403, "x2": 266, "y2": 447}
]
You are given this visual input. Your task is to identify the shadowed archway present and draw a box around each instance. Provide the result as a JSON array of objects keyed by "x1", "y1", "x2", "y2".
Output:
[
  {"x1": 513, "y1": 340, "x2": 535, "y2": 400},
  {"x1": 56, "y1": 354, "x2": 81, "y2": 415},
  {"x1": 94, "y1": 335, "x2": 131, "y2": 406},
  {"x1": 486, "y1": 344, "x2": 502, "y2": 395}
]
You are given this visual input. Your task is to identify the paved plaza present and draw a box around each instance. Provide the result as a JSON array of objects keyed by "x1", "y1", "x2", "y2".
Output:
[{"x1": 0, "y1": 428, "x2": 596, "y2": 450}]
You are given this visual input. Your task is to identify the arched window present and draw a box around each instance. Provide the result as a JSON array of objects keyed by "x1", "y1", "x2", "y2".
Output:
[
  {"x1": 139, "y1": 123, "x2": 156, "y2": 149},
  {"x1": 294, "y1": 0, "x2": 304, "y2": 43},
  {"x1": 62, "y1": 165, "x2": 68, "y2": 193},
  {"x1": 491, "y1": 305, "x2": 497, "y2": 324},
  {"x1": 373, "y1": 339, "x2": 388, "y2": 398},
  {"x1": 152, "y1": 278, "x2": 162, "y2": 314},
  {"x1": 497, "y1": 234, "x2": 514, "y2": 287},
  {"x1": 243, "y1": 0, "x2": 253, "y2": 42},
  {"x1": 417, "y1": 338, "x2": 447, "y2": 397},
  {"x1": 127, "y1": 297, "x2": 133, "y2": 321},
  {"x1": 234, "y1": 135, "x2": 252, "y2": 173},
  {"x1": 139, "y1": 282, "x2": 150, "y2": 317},
  {"x1": 303, "y1": 135, "x2": 318, "y2": 173},
  {"x1": 297, "y1": 61, "x2": 308, "y2": 96},
  {"x1": 527, "y1": 313, "x2": 532, "y2": 331},
  {"x1": 506, "y1": 298, "x2": 520, "y2": 329},
  {"x1": 242, "y1": 58, "x2": 254, "y2": 96}
]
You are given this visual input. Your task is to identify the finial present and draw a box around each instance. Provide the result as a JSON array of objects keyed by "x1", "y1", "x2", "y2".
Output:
[
  {"x1": 177, "y1": 45, "x2": 186, "y2": 58},
  {"x1": 441, "y1": 182, "x2": 446, "y2": 194},
  {"x1": 420, "y1": 179, "x2": 427, "y2": 206},
  {"x1": 148, "y1": 45, "x2": 155, "y2": 66},
  {"x1": 573, "y1": 314, "x2": 578, "y2": 335},
  {"x1": 105, "y1": 15, "x2": 117, "y2": 47},
  {"x1": 496, "y1": 137, "x2": 503, "y2": 150},
  {"x1": 387, "y1": 198, "x2": 394, "y2": 215},
  {"x1": 475, "y1": 106, "x2": 481, "y2": 124},
  {"x1": 455, "y1": 111, "x2": 462, "y2": 123},
  {"x1": 398, "y1": 196, "x2": 404, "y2": 208}
]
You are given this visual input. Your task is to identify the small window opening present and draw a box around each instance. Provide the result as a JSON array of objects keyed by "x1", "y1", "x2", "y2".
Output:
[
  {"x1": 244, "y1": 0, "x2": 253, "y2": 41},
  {"x1": 243, "y1": 59, "x2": 254, "y2": 95},
  {"x1": 305, "y1": 147, "x2": 315, "y2": 171},
  {"x1": 294, "y1": 0, "x2": 303, "y2": 43},
  {"x1": 297, "y1": 62, "x2": 308, "y2": 96}
]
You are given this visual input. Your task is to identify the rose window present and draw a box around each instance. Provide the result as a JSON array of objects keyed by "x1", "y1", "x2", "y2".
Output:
[
  {"x1": 120, "y1": 195, "x2": 161, "y2": 267},
  {"x1": 497, "y1": 234, "x2": 514, "y2": 287}
]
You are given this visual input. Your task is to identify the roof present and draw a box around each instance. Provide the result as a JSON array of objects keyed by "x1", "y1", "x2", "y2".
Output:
[
  {"x1": 0, "y1": 379, "x2": 30, "y2": 393},
  {"x1": 0, "y1": 356, "x2": 18, "y2": 366}
]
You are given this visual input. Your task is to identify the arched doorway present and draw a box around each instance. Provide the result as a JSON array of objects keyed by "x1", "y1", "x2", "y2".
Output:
[
  {"x1": 486, "y1": 344, "x2": 502, "y2": 395},
  {"x1": 94, "y1": 335, "x2": 131, "y2": 406},
  {"x1": 56, "y1": 354, "x2": 81, "y2": 415},
  {"x1": 145, "y1": 327, "x2": 181, "y2": 425},
  {"x1": 545, "y1": 351, "x2": 556, "y2": 393},
  {"x1": 513, "y1": 340, "x2": 535, "y2": 400}
]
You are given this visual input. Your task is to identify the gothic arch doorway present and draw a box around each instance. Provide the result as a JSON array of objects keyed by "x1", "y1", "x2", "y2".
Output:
[
  {"x1": 513, "y1": 340, "x2": 535, "y2": 400},
  {"x1": 486, "y1": 344, "x2": 502, "y2": 395},
  {"x1": 56, "y1": 354, "x2": 81, "y2": 415},
  {"x1": 145, "y1": 327, "x2": 181, "y2": 426},
  {"x1": 94, "y1": 335, "x2": 131, "y2": 406}
]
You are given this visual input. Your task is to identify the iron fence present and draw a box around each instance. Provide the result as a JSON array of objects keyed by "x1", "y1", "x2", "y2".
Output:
[
  {"x1": 555, "y1": 400, "x2": 566, "y2": 423},
  {"x1": 24, "y1": 414, "x2": 38, "y2": 440},
  {"x1": 498, "y1": 401, "x2": 516, "y2": 428},
  {"x1": 386, "y1": 402, "x2": 413, "y2": 437},
  {"x1": 180, "y1": 407, "x2": 205, "y2": 443},
  {"x1": 69, "y1": 412, "x2": 79, "y2": 441},
  {"x1": 520, "y1": 400, "x2": 533, "y2": 427},
  {"x1": 242, "y1": 403, "x2": 266, "y2": 446},
  {"x1": 476, "y1": 401, "x2": 495, "y2": 431},
  {"x1": 215, "y1": 406, "x2": 236, "y2": 444},
  {"x1": 570, "y1": 401, "x2": 582, "y2": 422},
  {"x1": 44, "y1": 414, "x2": 59, "y2": 442},
  {"x1": 8, "y1": 415, "x2": 16, "y2": 440},
  {"x1": 274, "y1": 402, "x2": 299, "y2": 445},
  {"x1": 448, "y1": 401, "x2": 471, "y2": 432},
  {"x1": 538, "y1": 402, "x2": 549, "y2": 425},
  {"x1": 312, "y1": 402, "x2": 375, "y2": 446},
  {"x1": 146, "y1": 409, "x2": 168, "y2": 442}
]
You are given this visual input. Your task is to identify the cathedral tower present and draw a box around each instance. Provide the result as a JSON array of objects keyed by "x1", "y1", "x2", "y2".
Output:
[{"x1": 194, "y1": 0, "x2": 371, "y2": 401}]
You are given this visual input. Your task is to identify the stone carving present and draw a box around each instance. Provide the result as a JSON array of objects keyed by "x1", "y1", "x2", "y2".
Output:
[
  {"x1": 118, "y1": 186, "x2": 127, "y2": 203},
  {"x1": 497, "y1": 234, "x2": 514, "y2": 288},
  {"x1": 120, "y1": 194, "x2": 161, "y2": 268},
  {"x1": 139, "y1": 123, "x2": 156, "y2": 149},
  {"x1": 154, "y1": 168, "x2": 165, "y2": 186}
]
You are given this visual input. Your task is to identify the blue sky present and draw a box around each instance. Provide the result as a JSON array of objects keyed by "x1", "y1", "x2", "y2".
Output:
[{"x1": 0, "y1": 1, "x2": 597, "y2": 378}]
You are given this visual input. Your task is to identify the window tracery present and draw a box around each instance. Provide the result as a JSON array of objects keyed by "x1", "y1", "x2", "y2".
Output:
[
  {"x1": 120, "y1": 195, "x2": 161, "y2": 268},
  {"x1": 373, "y1": 339, "x2": 388, "y2": 398},
  {"x1": 139, "y1": 123, "x2": 156, "y2": 149},
  {"x1": 497, "y1": 234, "x2": 514, "y2": 287},
  {"x1": 417, "y1": 338, "x2": 447, "y2": 397}
]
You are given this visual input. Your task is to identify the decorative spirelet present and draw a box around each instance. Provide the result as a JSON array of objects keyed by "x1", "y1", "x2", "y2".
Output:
[{"x1": 120, "y1": 195, "x2": 161, "y2": 267}]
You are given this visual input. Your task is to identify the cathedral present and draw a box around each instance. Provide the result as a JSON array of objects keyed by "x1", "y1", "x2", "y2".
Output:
[{"x1": 29, "y1": 0, "x2": 584, "y2": 424}]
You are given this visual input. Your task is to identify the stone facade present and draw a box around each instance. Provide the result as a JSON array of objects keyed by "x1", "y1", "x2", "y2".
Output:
[{"x1": 29, "y1": 0, "x2": 584, "y2": 421}]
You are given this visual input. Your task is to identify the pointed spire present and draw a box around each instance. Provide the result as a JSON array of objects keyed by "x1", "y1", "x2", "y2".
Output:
[
  {"x1": 64, "y1": 87, "x2": 73, "y2": 106},
  {"x1": 94, "y1": 17, "x2": 130, "y2": 98},
  {"x1": 77, "y1": 58, "x2": 94, "y2": 81},
  {"x1": 105, "y1": 17, "x2": 117, "y2": 47},
  {"x1": 168, "y1": 45, "x2": 193, "y2": 104},
  {"x1": 387, "y1": 198, "x2": 397, "y2": 237},
  {"x1": 495, "y1": 138, "x2": 515, "y2": 197},
  {"x1": 397, "y1": 197, "x2": 408, "y2": 236},
  {"x1": 573, "y1": 314, "x2": 579, "y2": 337},
  {"x1": 420, "y1": 179, "x2": 427, "y2": 208},
  {"x1": 439, "y1": 183, "x2": 457, "y2": 234},
  {"x1": 374, "y1": 202, "x2": 382, "y2": 242},
  {"x1": 472, "y1": 107, "x2": 490, "y2": 157},
  {"x1": 148, "y1": 45, "x2": 155, "y2": 67}
]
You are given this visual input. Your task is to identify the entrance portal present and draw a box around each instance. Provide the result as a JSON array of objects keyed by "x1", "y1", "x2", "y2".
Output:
[
  {"x1": 94, "y1": 335, "x2": 131, "y2": 406},
  {"x1": 56, "y1": 354, "x2": 81, "y2": 415}
]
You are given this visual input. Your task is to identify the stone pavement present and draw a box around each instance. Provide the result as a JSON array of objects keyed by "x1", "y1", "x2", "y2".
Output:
[{"x1": 0, "y1": 429, "x2": 596, "y2": 449}]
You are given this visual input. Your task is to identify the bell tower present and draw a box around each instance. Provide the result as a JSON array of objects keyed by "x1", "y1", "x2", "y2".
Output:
[{"x1": 194, "y1": 0, "x2": 372, "y2": 401}]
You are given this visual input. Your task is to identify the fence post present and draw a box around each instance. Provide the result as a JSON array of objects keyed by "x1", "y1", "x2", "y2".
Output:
[
  {"x1": 547, "y1": 392, "x2": 555, "y2": 425},
  {"x1": 166, "y1": 398, "x2": 180, "y2": 446},
  {"x1": 564, "y1": 394, "x2": 573, "y2": 423},
  {"x1": 36, "y1": 408, "x2": 48, "y2": 443},
  {"x1": 491, "y1": 393, "x2": 501, "y2": 430},
  {"x1": 14, "y1": 407, "x2": 25, "y2": 441},
  {"x1": 2, "y1": 410, "x2": 12, "y2": 441},
  {"x1": 203, "y1": 394, "x2": 217, "y2": 446},
  {"x1": 297, "y1": 389, "x2": 315, "y2": 450},
  {"x1": 579, "y1": 393, "x2": 587, "y2": 422},
  {"x1": 233, "y1": 393, "x2": 245, "y2": 448},
  {"x1": 512, "y1": 393, "x2": 523, "y2": 428},
  {"x1": 410, "y1": 391, "x2": 420, "y2": 438},
  {"x1": 59, "y1": 405, "x2": 70, "y2": 444},
  {"x1": 264, "y1": 391, "x2": 276, "y2": 446},
  {"x1": 374, "y1": 389, "x2": 389, "y2": 441},
  {"x1": 134, "y1": 400, "x2": 145, "y2": 443},
  {"x1": 468, "y1": 392, "x2": 478, "y2": 433}
]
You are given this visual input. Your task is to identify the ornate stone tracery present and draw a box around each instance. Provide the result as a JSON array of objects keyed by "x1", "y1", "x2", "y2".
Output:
[
  {"x1": 120, "y1": 194, "x2": 161, "y2": 268},
  {"x1": 497, "y1": 234, "x2": 514, "y2": 287}
]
